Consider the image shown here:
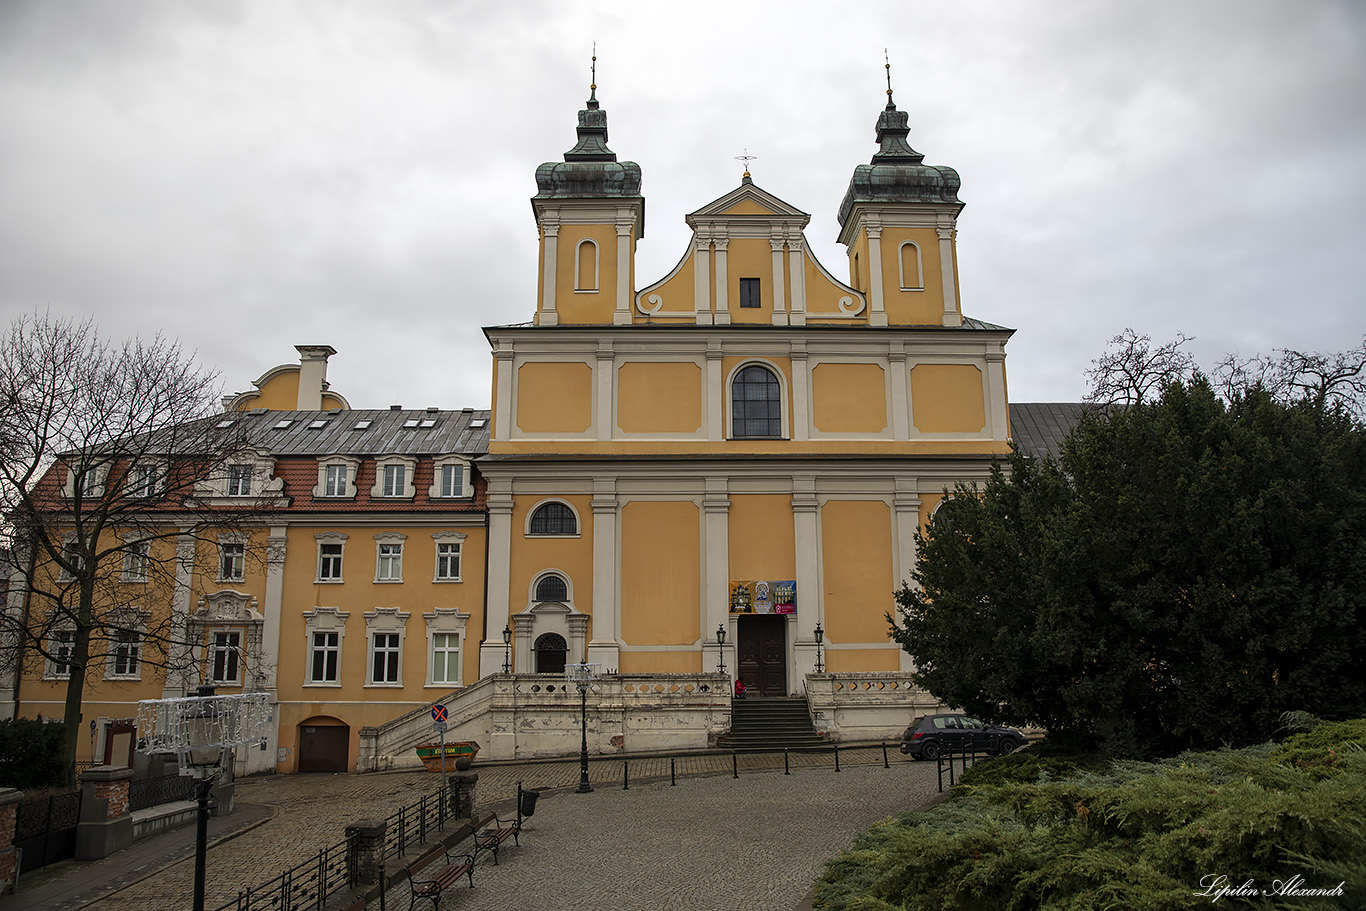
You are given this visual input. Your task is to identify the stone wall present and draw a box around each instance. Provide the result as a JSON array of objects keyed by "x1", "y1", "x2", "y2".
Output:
[{"x1": 804, "y1": 672, "x2": 948, "y2": 742}]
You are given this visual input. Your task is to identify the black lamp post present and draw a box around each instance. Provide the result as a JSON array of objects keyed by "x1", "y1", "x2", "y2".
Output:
[
  {"x1": 814, "y1": 623, "x2": 825, "y2": 673},
  {"x1": 716, "y1": 624, "x2": 727, "y2": 674},
  {"x1": 567, "y1": 662, "x2": 598, "y2": 794},
  {"x1": 186, "y1": 686, "x2": 223, "y2": 911},
  {"x1": 502, "y1": 624, "x2": 512, "y2": 674}
]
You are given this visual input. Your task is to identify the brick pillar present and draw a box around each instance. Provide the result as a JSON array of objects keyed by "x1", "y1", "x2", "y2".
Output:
[
  {"x1": 0, "y1": 789, "x2": 22, "y2": 896},
  {"x1": 76, "y1": 766, "x2": 134, "y2": 860},
  {"x1": 345, "y1": 819, "x2": 386, "y2": 886}
]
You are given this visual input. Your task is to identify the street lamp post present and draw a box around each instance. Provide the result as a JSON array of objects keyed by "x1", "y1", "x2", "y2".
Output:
[
  {"x1": 185, "y1": 686, "x2": 224, "y2": 911},
  {"x1": 716, "y1": 624, "x2": 727, "y2": 674},
  {"x1": 502, "y1": 625, "x2": 512, "y2": 674},
  {"x1": 814, "y1": 623, "x2": 825, "y2": 673},
  {"x1": 565, "y1": 662, "x2": 600, "y2": 794}
]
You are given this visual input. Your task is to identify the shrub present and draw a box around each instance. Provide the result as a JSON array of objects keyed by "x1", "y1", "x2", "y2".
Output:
[{"x1": 0, "y1": 717, "x2": 68, "y2": 789}]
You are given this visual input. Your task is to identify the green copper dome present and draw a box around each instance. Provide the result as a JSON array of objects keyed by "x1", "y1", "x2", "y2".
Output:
[
  {"x1": 535, "y1": 90, "x2": 642, "y2": 199},
  {"x1": 837, "y1": 98, "x2": 961, "y2": 228}
]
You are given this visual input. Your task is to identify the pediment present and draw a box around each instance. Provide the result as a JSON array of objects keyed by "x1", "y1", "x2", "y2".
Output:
[{"x1": 687, "y1": 181, "x2": 810, "y2": 225}]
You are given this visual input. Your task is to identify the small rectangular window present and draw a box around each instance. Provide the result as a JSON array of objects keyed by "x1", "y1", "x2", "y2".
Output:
[
  {"x1": 382, "y1": 465, "x2": 405, "y2": 497},
  {"x1": 211, "y1": 631, "x2": 241, "y2": 684},
  {"x1": 377, "y1": 543, "x2": 403, "y2": 581},
  {"x1": 436, "y1": 542, "x2": 461, "y2": 580},
  {"x1": 419, "y1": 419, "x2": 437, "y2": 428},
  {"x1": 111, "y1": 630, "x2": 141, "y2": 678},
  {"x1": 226, "y1": 465, "x2": 252, "y2": 497},
  {"x1": 372, "y1": 632, "x2": 400, "y2": 684},
  {"x1": 318, "y1": 543, "x2": 343, "y2": 581},
  {"x1": 439, "y1": 464, "x2": 464, "y2": 498},
  {"x1": 308, "y1": 419, "x2": 328, "y2": 430},
  {"x1": 220, "y1": 542, "x2": 245, "y2": 581},
  {"x1": 215, "y1": 420, "x2": 235, "y2": 429},
  {"x1": 272, "y1": 420, "x2": 293, "y2": 430},
  {"x1": 48, "y1": 630, "x2": 74, "y2": 679},
  {"x1": 128, "y1": 465, "x2": 157, "y2": 498},
  {"x1": 311, "y1": 631, "x2": 340, "y2": 683},
  {"x1": 739, "y1": 278, "x2": 761, "y2": 309},
  {"x1": 431, "y1": 633, "x2": 460, "y2": 685},
  {"x1": 123, "y1": 541, "x2": 150, "y2": 581},
  {"x1": 352, "y1": 420, "x2": 372, "y2": 430},
  {"x1": 403, "y1": 419, "x2": 421, "y2": 429},
  {"x1": 323, "y1": 464, "x2": 348, "y2": 497}
]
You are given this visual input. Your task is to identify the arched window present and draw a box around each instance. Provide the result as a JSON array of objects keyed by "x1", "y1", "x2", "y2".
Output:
[
  {"x1": 535, "y1": 632, "x2": 568, "y2": 674},
  {"x1": 575, "y1": 239, "x2": 598, "y2": 291},
  {"x1": 535, "y1": 574, "x2": 568, "y2": 602},
  {"x1": 529, "y1": 502, "x2": 577, "y2": 535},
  {"x1": 931, "y1": 497, "x2": 972, "y2": 536},
  {"x1": 899, "y1": 241, "x2": 923, "y2": 290},
  {"x1": 731, "y1": 365, "x2": 783, "y2": 439}
]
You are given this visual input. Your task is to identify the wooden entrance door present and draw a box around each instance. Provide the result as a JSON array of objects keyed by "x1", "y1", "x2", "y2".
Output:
[
  {"x1": 298, "y1": 724, "x2": 350, "y2": 773},
  {"x1": 737, "y1": 615, "x2": 787, "y2": 697}
]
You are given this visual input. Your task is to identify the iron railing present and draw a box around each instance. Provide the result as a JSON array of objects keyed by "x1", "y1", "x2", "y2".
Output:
[{"x1": 128, "y1": 773, "x2": 197, "y2": 811}]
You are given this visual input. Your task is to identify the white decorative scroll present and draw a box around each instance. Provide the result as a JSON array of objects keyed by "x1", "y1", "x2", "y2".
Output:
[
  {"x1": 838, "y1": 295, "x2": 866, "y2": 316},
  {"x1": 639, "y1": 293, "x2": 664, "y2": 315}
]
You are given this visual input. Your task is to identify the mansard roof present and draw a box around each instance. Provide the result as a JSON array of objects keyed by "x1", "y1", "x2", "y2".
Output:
[{"x1": 211, "y1": 408, "x2": 491, "y2": 457}]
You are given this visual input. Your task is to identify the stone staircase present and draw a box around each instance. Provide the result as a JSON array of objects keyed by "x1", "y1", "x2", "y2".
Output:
[{"x1": 717, "y1": 696, "x2": 825, "y2": 751}]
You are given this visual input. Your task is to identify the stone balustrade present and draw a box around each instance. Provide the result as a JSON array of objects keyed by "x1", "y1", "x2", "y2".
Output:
[{"x1": 804, "y1": 672, "x2": 948, "y2": 742}]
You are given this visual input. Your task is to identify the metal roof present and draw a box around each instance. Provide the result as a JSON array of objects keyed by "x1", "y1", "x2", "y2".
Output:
[
  {"x1": 1008, "y1": 403, "x2": 1090, "y2": 460},
  {"x1": 215, "y1": 408, "x2": 492, "y2": 457}
]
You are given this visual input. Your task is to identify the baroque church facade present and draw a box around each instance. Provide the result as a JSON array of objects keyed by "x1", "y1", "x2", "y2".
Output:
[{"x1": 3, "y1": 79, "x2": 1042, "y2": 773}]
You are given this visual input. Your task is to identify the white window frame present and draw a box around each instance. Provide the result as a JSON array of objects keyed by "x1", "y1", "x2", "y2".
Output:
[
  {"x1": 315, "y1": 533, "x2": 348, "y2": 583},
  {"x1": 105, "y1": 613, "x2": 147, "y2": 681},
  {"x1": 524, "y1": 499, "x2": 582, "y2": 538},
  {"x1": 226, "y1": 464, "x2": 253, "y2": 497},
  {"x1": 218, "y1": 536, "x2": 247, "y2": 582},
  {"x1": 127, "y1": 462, "x2": 162, "y2": 499},
  {"x1": 63, "y1": 462, "x2": 108, "y2": 499},
  {"x1": 313, "y1": 456, "x2": 361, "y2": 499},
  {"x1": 429, "y1": 457, "x2": 473, "y2": 499},
  {"x1": 898, "y1": 240, "x2": 925, "y2": 291},
  {"x1": 574, "y1": 238, "x2": 599, "y2": 291},
  {"x1": 364, "y1": 608, "x2": 408, "y2": 687},
  {"x1": 45, "y1": 628, "x2": 75, "y2": 680},
  {"x1": 423, "y1": 608, "x2": 469, "y2": 688},
  {"x1": 725, "y1": 359, "x2": 791, "y2": 441},
  {"x1": 58, "y1": 537, "x2": 83, "y2": 581},
  {"x1": 303, "y1": 607, "x2": 348, "y2": 686},
  {"x1": 195, "y1": 450, "x2": 284, "y2": 504},
  {"x1": 122, "y1": 538, "x2": 150, "y2": 582},
  {"x1": 374, "y1": 533, "x2": 406, "y2": 583},
  {"x1": 371, "y1": 455, "x2": 418, "y2": 499},
  {"x1": 209, "y1": 629, "x2": 243, "y2": 685},
  {"x1": 432, "y1": 531, "x2": 466, "y2": 582}
]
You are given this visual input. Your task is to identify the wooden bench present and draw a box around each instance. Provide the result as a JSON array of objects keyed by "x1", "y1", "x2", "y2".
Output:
[
  {"x1": 407, "y1": 846, "x2": 476, "y2": 911},
  {"x1": 472, "y1": 811, "x2": 521, "y2": 866}
]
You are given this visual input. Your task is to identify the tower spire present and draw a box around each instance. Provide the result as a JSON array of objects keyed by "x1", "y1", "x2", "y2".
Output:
[
  {"x1": 589, "y1": 43, "x2": 598, "y2": 107},
  {"x1": 885, "y1": 48, "x2": 895, "y2": 109},
  {"x1": 870, "y1": 53, "x2": 922, "y2": 163}
]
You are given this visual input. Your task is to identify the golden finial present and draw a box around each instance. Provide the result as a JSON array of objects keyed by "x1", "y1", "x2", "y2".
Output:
[
  {"x1": 591, "y1": 42, "x2": 597, "y2": 94},
  {"x1": 734, "y1": 148, "x2": 756, "y2": 180},
  {"x1": 885, "y1": 49, "x2": 894, "y2": 103}
]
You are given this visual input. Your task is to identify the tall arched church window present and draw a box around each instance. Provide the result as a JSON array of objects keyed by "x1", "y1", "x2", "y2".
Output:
[
  {"x1": 535, "y1": 632, "x2": 568, "y2": 674},
  {"x1": 731, "y1": 365, "x2": 783, "y2": 439},
  {"x1": 899, "y1": 241, "x2": 924, "y2": 290},
  {"x1": 535, "y1": 574, "x2": 568, "y2": 602},
  {"x1": 575, "y1": 239, "x2": 599, "y2": 291},
  {"x1": 529, "y1": 502, "x2": 577, "y2": 536}
]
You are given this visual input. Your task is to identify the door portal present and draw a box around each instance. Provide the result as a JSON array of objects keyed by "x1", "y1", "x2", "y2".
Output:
[
  {"x1": 298, "y1": 723, "x2": 350, "y2": 773},
  {"x1": 737, "y1": 615, "x2": 787, "y2": 697}
]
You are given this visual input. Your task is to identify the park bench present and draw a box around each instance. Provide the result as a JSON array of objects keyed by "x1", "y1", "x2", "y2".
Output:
[
  {"x1": 472, "y1": 811, "x2": 521, "y2": 865},
  {"x1": 407, "y1": 846, "x2": 476, "y2": 911}
]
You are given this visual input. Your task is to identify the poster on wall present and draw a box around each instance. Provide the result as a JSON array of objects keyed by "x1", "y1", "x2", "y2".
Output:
[{"x1": 730, "y1": 580, "x2": 797, "y2": 614}]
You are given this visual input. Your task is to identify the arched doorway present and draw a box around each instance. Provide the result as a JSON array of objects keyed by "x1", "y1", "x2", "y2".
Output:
[
  {"x1": 535, "y1": 632, "x2": 568, "y2": 674},
  {"x1": 298, "y1": 716, "x2": 350, "y2": 773}
]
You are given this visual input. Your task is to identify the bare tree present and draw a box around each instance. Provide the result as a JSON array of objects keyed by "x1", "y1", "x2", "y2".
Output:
[
  {"x1": 1085, "y1": 328, "x2": 1198, "y2": 406},
  {"x1": 0, "y1": 313, "x2": 279, "y2": 783},
  {"x1": 1214, "y1": 337, "x2": 1366, "y2": 421}
]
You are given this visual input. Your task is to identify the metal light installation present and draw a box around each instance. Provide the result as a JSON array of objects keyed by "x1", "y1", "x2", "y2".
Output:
[
  {"x1": 716, "y1": 624, "x2": 727, "y2": 674},
  {"x1": 814, "y1": 622, "x2": 825, "y2": 673},
  {"x1": 502, "y1": 624, "x2": 512, "y2": 674},
  {"x1": 565, "y1": 662, "x2": 600, "y2": 794}
]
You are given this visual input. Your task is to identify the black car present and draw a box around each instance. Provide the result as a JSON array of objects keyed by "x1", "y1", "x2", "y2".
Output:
[{"x1": 899, "y1": 713, "x2": 1027, "y2": 760}]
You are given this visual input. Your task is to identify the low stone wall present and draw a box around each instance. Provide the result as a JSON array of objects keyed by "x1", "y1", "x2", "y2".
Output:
[
  {"x1": 804, "y1": 673, "x2": 948, "y2": 743},
  {"x1": 359, "y1": 673, "x2": 732, "y2": 770}
]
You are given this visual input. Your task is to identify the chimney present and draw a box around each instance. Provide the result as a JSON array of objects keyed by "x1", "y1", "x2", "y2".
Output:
[{"x1": 295, "y1": 345, "x2": 337, "y2": 410}]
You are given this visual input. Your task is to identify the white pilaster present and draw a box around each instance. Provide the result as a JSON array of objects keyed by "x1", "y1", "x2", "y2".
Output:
[
  {"x1": 614, "y1": 222, "x2": 633, "y2": 325},
  {"x1": 769, "y1": 239, "x2": 788, "y2": 326},
  {"x1": 163, "y1": 531, "x2": 198, "y2": 697},
  {"x1": 892, "y1": 484, "x2": 922, "y2": 672},
  {"x1": 595, "y1": 341, "x2": 614, "y2": 441},
  {"x1": 493, "y1": 347, "x2": 514, "y2": 442},
  {"x1": 702, "y1": 478, "x2": 731, "y2": 672},
  {"x1": 540, "y1": 221, "x2": 559, "y2": 326},
  {"x1": 986, "y1": 352, "x2": 1009, "y2": 439},
  {"x1": 937, "y1": 220, "x2": 962, "y2": 327},
  {"x1": 480, "y1": 492, "x2": 515, "y2": 676},
  {"x1": 866, "y1": 224, "x2": 887, "y2": 327},
  {"x1": 713, "y1": 237, "x2": 729, "y2": 318},
  {"x1": 888, "y1": 343, "x2": 910, "y2": 439},
  {"x1": 787, "y1": 234, "x2": 807, "y2": 326},
  {"x1": 790, "y1": 341, "x2": 810, "y2": 442},
  {"x1": 792, "y1": 479, "x2": 822, "y2": 678},
  {"x1": 694, "y1": 237, "x2": 712, "y2": 325},
  {"x1": 588, "y1": 479, "x2": 621, "y2": 669},
  {"x1": 260, "y1": 529, "x2": 287, "y2": 689},
  {"x1": 706, "y1": 344, "x2": 724, "y2": 440}
]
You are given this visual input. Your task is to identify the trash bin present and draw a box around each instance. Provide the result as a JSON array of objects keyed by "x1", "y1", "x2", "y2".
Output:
[{"x1": 519, "y1": 786, "x2": 541, "y2": 818}]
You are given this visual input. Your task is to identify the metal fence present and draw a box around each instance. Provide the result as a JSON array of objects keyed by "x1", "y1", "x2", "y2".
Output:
[
  {"x1": 14, "y1": 790, "x2": 82, "y2": 874},
  {"x1": 129, "y1": 773, "x2": 197, "y2": 811}
]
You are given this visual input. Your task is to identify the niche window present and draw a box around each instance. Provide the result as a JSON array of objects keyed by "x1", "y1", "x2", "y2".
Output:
[
  {"x1": 730, "y1": 364, "x2": 783, "y2": 439},
  {"x1": 899, "y1": 241, "x2": 924, "y2": 290},
  {"x1": 739, "y1": 277, "x2": 761, "y2": 309},
  {"x1": 535, "y1": 573, "x2": 568, "y2": 602},
  {"x1": 575, "y1": 239, "x2": 599, "y2": 291}
]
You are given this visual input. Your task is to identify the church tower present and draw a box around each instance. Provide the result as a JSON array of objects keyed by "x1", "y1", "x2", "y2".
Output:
[
  {"x1": 531, "y1": 63, "x2": 644, "y2": 326},
  {"x1": 837, "y1": 68, "x2": 965, "y2": 328}
]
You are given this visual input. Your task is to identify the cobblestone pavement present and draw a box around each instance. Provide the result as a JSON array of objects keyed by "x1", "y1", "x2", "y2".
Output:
[
  {"x1": 79, "y1": 746, "x2": 933, "y2": 911},
  {"x1": 372, "y1": 755, "x2": 941, "y2": 911}
]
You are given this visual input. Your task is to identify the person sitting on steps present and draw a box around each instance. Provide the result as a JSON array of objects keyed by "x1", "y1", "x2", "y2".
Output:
[{"x1": 734, "y1": 677, "x2": 748, "y2": 699}]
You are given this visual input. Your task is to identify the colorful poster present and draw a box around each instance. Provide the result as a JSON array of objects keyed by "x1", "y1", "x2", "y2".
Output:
[{"x1": 730, "y1": 580, "x2": 797, "y2": 614}]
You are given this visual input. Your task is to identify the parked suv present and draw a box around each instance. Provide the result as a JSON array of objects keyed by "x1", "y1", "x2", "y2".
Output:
[{"x1": 899, "y1": 713, "x2": 1027, "y2": 760}]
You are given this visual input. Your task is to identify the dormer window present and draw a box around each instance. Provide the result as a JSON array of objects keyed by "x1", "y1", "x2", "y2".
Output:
[
  {"x1": 313, "y1": 456, "x2": 361, "y2": 499},
  {"x1": 353, "y1": 420, "x2": 372, "y2": 430},
  {"x1": 383, "y1": 465, "x2": 405, "y2": 496},
  {"x1": 370, "y1": 455, "x2": 418, "y2": 499},
  {"x1": 430, "y1": 457, "x2": 473, "y2": 499},
  {"x1": 226, "y1": 465, "x2": 252, "y2": 497},
  {"x1": 272, "y1": 420, "x2": 293, "y2": 430}
]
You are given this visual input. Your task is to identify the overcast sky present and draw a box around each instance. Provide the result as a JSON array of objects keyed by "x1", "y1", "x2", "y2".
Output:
[{"x1": 2, "y1": 1, "x2": 1362, "y2": 411}]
